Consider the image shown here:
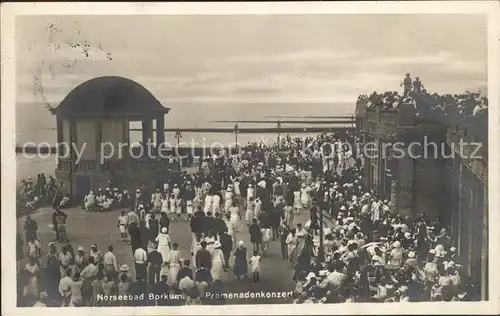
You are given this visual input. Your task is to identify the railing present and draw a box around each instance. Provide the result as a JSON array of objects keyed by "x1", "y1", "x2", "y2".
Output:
[{"x1": 57, "y1": 158, "x2": 177, "y2": 174}]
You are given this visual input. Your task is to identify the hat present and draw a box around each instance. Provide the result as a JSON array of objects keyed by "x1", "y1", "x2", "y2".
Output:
[
  {"x1": 91, "y1": 244, "x2": 97, "y2": 248},
  {"x1": 113, "y1": 188, "x2": 119, "y2": 191},
  {"x1": 238, "y1": 240, "x2": 244, "y2": 247},
  {"x1": 136, "y1": 189, "x2": 140, "y2": 193},
  {"x1": 404, "y1": 232, "x2": 411, "y2": 239},
  {"x1": 346, "y1": 217, "x2": 354, "y2": 222},
  {"x1": 408, "y1": 251, "x2": 416, "y2": 258},
  {"x1": 429, "y1": 249, "x2": 436, "y2": 255},
  {"x1": 39, "y1": 291, "x2": 49, "y2": 299},
  {"x1": 48, "y1": 242, "x2": 56, "y2": 248},
  {"x1": 393, "y1": 241, "x2": 401, "y2": 248},
  {"x1": 398, "y1": 285, "x2": 408, "y2": 294},
  {"x1": 364, "y1": 192, "x2": 370, "y2": 197},
  {"x1": 77, "y1": 246, "x2": 84, "y2": 251},
  {"x1": 449, "y1": 247, "x2": 456, "y2": 252},
  {"x1": 161, "y1": 227, "x2": 168, "y2": 234},
  {"x1": 214, "y1": 241, "x2": 222, "y2": 248},
  {"x1": 340, "y1": 206, "x2": 346, "y2": 211},
  {"x1": 306, "y1": 272, "x2": 317, "y2": 281},
  {"x1": 119, "y1": 264, "x2": 130, "y2": 272}
]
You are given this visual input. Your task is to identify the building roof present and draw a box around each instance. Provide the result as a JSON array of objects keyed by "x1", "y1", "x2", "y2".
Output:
[{"x1": 51, "y1": 76, "x2": 170, "y2": 118}]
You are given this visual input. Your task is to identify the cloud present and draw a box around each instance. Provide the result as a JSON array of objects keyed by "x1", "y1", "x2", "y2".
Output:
[{"x1": 226, "y1": 49, "x2": 360, "y2": 65}]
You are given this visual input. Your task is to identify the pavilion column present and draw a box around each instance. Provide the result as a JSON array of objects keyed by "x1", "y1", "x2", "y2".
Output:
[
  {"x1": 156, "y1": 115, "x2": 165, "y2": 148},
  {"x1": 142, "y1": 117, "x2": 153, "y2": 146}
]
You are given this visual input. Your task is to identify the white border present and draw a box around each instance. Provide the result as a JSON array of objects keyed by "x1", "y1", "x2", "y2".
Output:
[{"x1": 1, "y1": 1, "x2": 499, "y2": 315}]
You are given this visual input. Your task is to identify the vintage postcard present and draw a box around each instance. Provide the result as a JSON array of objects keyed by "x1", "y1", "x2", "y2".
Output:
[{"x1": 1, "y1": 1, "x2": 499, "y2": 315}]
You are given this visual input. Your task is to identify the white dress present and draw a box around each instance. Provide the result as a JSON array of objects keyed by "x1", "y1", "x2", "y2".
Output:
[
  {"x1": 293, "y1": 191, "x2": 302, "y2": 209},
  {"x1": 155, "y1": 233, "x2": 171, "y2": 263},
  {"x1": 211, "y1": 249, "x2": 225, "y2": 280},
  {"x1": 224, "y1": 191, "x2": 233, "y2": 213},
  {"x1": 186, "y1": 200, "x2": 194, "y2": 215},
  {"x1": 169, "y1": 198, "x2": 176, "y2": 214},
  {"x1": 161, "y1": 198, "x2": 169, "y2": 214},
  {"x1": 229, "y1": 206, "x2": 240, "y2": 231},
  {"x1": 168, "y1": 250, "x2": 181, "y2": 286},
  {"x1": 249, "y1": 255, "x2": 261, "y2": 273},
  {"x1": 191, "y1": 242, "x2": 202, "y2": 268},
  {"x1": 212, "y1": 195, "x2": 221, "y2": 214},
  {"x1": 175, "y1": 198, "x2": 183, "y2": 215},
  {"x1": 300, "y1": 187, "x2": 310, "y2": 208},
  {"x1": 204, "y1": 196, "x2": 213, "y2": 215}
]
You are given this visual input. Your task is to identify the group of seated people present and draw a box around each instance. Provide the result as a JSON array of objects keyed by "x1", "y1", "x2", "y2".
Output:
[
  {"x1": 18, "y1": 174, "x2": 58, "y2": 214},
  {"x1": 83, "y1": 188, "x2": 132, "y2": 212}
]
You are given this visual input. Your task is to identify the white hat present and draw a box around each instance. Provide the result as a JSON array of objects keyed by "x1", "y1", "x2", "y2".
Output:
[
  {"x1": 408, "y1": 251, "x2": 416, "y2": 258},
  {"x1": 398, "y1": 285, "x2": 408, "y2": 294},
  {"x1": 340, "y1": 206, "x2": 346, "y2": 211},
  {"x1": 136, "y1": 189, "x2": 140, "y2": 193},
  {"x1": 161, "y1": 227, "x2": 168, "y2": 234},
  {"x1": 449, "y1": 247, "x2": 457, "y2": 252},
  {"x1": 306, "y1": 272, "x2": 317, "y2": 281},
  {"x1": 364, "y1": 192, "x2": 370, "y2": 197},
  {"x1": 346, "y1": 217, "x2": 354, "y2": 222},
  {"x1": 248, "y1": 184, "x2": 253, "y2": 188},
  {"x1": 404, "y1": 232, "x2": 411, "y2": 238},
  {"x1": 393, "y1": 241, "x2": 401, "y2": 248},
  {"x1": 257, "y1": 181, "x2": 266, "y2": 188},
  {"x1": 77, "y1": 246, "x2": 84, "y2": 251},
  {"x1": 120, "y1": 264, "x2": 130, "y2": 272},
  {"x1": 238, "y1": 240, "x2": 244, "y2": 247},
  {"x1": 214, "y1": 241, "x2": 222, "y2": 248}
]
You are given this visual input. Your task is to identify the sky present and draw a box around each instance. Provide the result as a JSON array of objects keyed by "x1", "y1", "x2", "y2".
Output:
[{"x1": 16, "y1": 14, "x2": 487, "y2": 107}]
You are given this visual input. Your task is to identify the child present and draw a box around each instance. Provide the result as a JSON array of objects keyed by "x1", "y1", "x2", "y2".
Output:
[{"x1": 249, "y1": 250, "x2": 261, "y2": 282}]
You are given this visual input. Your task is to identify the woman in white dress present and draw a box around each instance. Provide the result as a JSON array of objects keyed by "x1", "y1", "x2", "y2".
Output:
[
  {"x1": 229, "y1": 201, "x2": 240, "y2": 233},
  {"x1": 224, "y1": 213, "x2": 237, "y2": 249},
  {"x1": 205, "y1": 233, "x2": 216, "y2": 254},
  {"x1": 156, "y1": 227, "x2": 171, "y2": 264},
  {"x1": 224, "y1": 186, "x2": 234, "y2": 214},
  {"x1": 169, "y1": 194, "x2": 176, "y2": 220},
  {"x1": 293, "y1": 190, "x2": 302, "y2": 214},
  {"x1": 167, "y1": 243, "x2": 181, "y2": 287},
  {"x1": 161, "y1": 192, "x2": 169, "y2": 214},
  {"x1": 186, "y1": 200, "x2": 194, "y2": 218},
  {"x1": 211, "y1": 241, "x2": 225, "y2": 281},
  {"x1": 191, "y1": 234, "x2": 203, "y2": 269},
  {"x1": 204, "y1": 195, "x2": 213, "y2": 216},
  {"x1": 300, "y1": 183, "x2": 311, "y2": 210},
  {"x1": 175, "y1": 195, "x2": 183, "y2": 221},
  {"x1": 212, "y1": 194, "x2": 221, "y2": 215}
]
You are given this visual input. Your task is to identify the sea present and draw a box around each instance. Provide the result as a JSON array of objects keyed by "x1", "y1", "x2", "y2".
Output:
[{"x1": 15, "y1": 101, "x2": 355, "y2": 181}]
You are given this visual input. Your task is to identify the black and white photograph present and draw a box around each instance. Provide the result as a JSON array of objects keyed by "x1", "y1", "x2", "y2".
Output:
[{"x1": 2, "y1": 2, "x2": 499, "y2": 315}]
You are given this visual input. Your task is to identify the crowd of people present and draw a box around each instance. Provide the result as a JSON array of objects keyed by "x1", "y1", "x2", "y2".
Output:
[
  {"x1": 357, "y1": 73, "x2": 488, "y2": 141},
  {"x1": 17, "y1": 126, "x2": 481, "y2": 307}
]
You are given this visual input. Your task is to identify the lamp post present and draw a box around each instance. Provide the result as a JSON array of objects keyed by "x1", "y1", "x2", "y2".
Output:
[
  {"x1": 175, "y1": 129, "x2": 182, "y2": 170},
  {"x1": 234, "y1": 123, "x2": 239, "y2": 145}
]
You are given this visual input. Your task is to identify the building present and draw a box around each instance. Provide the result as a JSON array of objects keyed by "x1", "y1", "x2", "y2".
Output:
[
  {"x1": 355, "y1": 98, "x2": 489, "y2": 299},
  {"x1": 50, "y1": 76, "x2": 173, "y2": 199}
]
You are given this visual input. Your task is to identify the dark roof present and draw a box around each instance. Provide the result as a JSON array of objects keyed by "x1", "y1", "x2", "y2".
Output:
[{"x1": 51, "y1": 76, "x2": 170, "y2": 118}]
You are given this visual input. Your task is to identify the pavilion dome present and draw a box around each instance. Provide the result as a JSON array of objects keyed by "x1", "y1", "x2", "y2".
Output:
[{"x1": 52, "y1": 76, "x2": 170, "y2": 118}]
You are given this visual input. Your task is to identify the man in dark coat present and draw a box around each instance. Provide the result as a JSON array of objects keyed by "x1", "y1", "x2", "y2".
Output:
[
  {"x1": 195, "y1": 241, "x2": 212, "y2": 270},
  {"x1": 159, "y1": 212, "x2": 170, "y2": 231},
  {"x1": 214, "y1": 213, "x2": 227, "y2": 237},
  {"x1": 148, "y1": 243, "x2": 163, "y2": 284},
  {"x1": 249, "y1": 219, "x2": 262, "y2": 253},
  {"x1": 219, "y1": 229, "x2": 233, "y2": 269}
]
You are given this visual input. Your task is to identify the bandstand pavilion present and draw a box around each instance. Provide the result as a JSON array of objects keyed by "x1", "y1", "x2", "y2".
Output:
[{"x1": 50, "y1": 76, "x2": 172, "y2": 199}]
